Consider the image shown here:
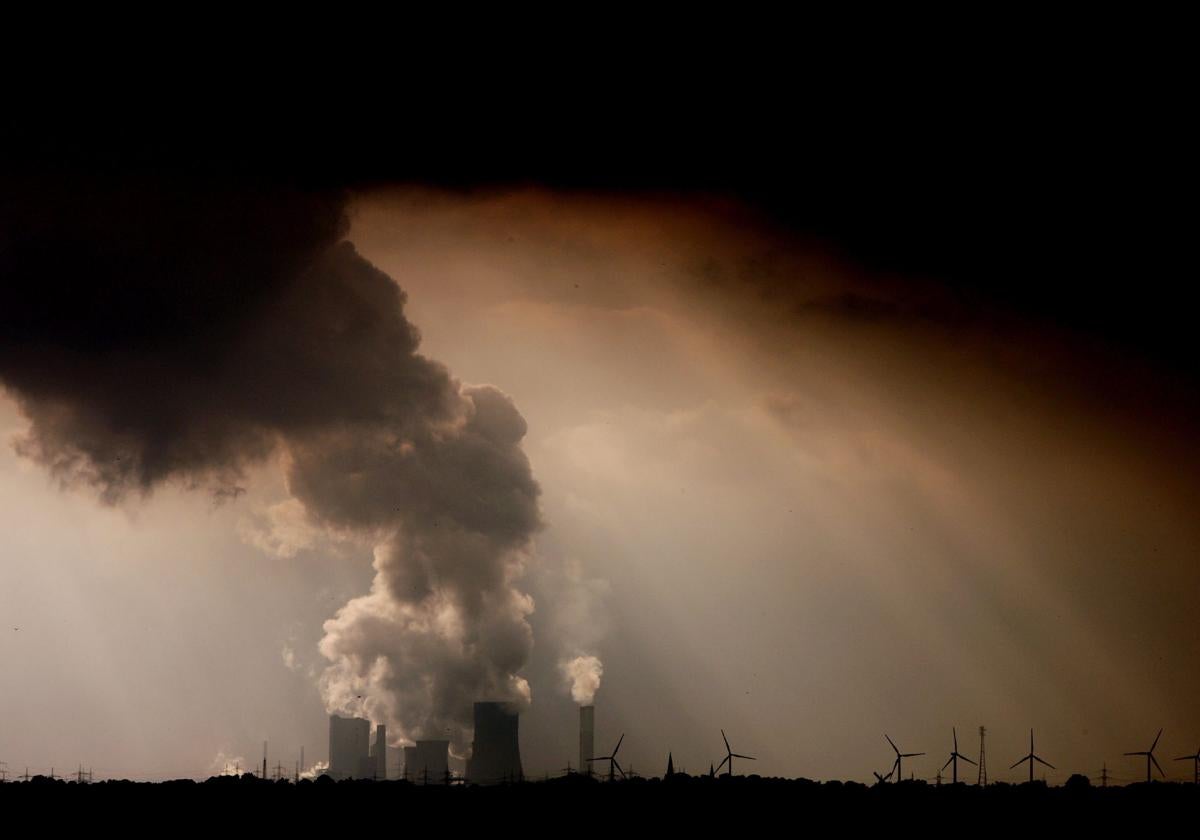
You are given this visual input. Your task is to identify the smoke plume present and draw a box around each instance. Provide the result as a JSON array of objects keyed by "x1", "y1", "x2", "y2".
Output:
[
  {"x1": 561, "y1": 654, "x2": 603, "y2": 705},
  {"x1": 1, "y1": 172, "x2": 541, "y2": 751}
]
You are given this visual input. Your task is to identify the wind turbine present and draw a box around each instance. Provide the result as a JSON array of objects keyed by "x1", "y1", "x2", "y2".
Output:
[
  {"x1": 940, "y1": 727, "x2": 977, "y2": 784},
  {"x1": 873, "y1": 762, "x2": 896, "y2": 785},
  {"x1": 1009, "y1": 729, "x2": 1054, "y2": 783},
  {"x1": 716, "y1": 730, "x2": 756, "y2": 777},
  {"x1": 1124, "y1": 729, "x2": 1165, "y2": 783},
  {"x1": 587, "y1": 734, "x2": 626, "y2": 782},
  {"x1": 885, "y1": 735, "x2": 924, "y2": 783},
  {"x1": 1174, "y1": 744, "x2": 1200, "y2": 785}
]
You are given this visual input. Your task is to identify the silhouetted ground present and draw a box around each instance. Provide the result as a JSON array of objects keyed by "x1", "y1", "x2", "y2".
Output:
[{"x1": 2, "y1": 773, "x2": 1196, "y2": 832}]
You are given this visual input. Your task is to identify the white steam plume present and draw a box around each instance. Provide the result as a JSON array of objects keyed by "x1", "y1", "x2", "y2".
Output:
[{"x1": 561, "y1": 654, "x2": 604, "y2": 705}]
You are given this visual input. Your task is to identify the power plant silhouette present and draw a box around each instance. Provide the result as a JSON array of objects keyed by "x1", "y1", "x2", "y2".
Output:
[
  {"x1": 327, "y1": 703, "x2": 522, "y2": 785},
  {"x1": 305, "y1": 715, "x2": 1199, "y2": 789},
  {"x1": 8, "y1": 705, "x2": 1198, "y2": 789}
]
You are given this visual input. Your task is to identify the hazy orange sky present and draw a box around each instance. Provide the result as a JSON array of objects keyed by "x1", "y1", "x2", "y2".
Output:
[{"x1": 3, "y1": 186, "x2": 1196, "y2": 784}]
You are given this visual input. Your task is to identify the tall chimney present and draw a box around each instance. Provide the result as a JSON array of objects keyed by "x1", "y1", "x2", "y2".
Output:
[{"x1": 580, "y1": 705, "x2": 594, "y2": 776}]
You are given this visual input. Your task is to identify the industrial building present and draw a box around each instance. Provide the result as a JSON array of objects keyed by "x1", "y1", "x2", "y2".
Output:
[
  {"x1": 466, "y1": 701, "x2": 523, "y2": 784},
  {"x1": 329, "y1": 714, "x2": 371, "y2": 780},
  {"x1": 328, "y1": 715, "x2": 390, "y2": 780}
]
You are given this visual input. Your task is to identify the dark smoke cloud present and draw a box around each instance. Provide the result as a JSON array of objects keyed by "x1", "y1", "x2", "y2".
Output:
[{"x1": 0, "y1": 170, "x2": 542, "y2": 748}]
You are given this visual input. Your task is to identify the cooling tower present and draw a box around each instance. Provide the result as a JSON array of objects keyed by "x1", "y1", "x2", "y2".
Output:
[
  {"x1": 328, "y1": 714, "x2": 371, "y2": 780},
  {"x1": 466, "y1": 701, "x2": 523, "y2": 784},
  {"x1": 411, "y1": 740, "x2": 449, "y2": 784},
  {"x1": 579, "y1": 705, "x2": 594, "y2": 775}
]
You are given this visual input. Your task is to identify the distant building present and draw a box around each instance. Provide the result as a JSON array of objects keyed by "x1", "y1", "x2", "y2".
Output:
[
  {"x1": 328, "y1": 715, "x2": 370, "y2": 780},
  {"x1": 466, "y1": 701, "x2": 523, "y2": 784},
  {"x1": 402, "y1": 746, "x2": 418, "y2": 781}
]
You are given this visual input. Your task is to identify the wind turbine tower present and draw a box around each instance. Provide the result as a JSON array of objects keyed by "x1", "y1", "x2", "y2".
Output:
[
  {"x1": 884, "y1": 735, "x2": 924, "y2": 784},
  {"x1": 940, "y1": 727, "x2": 977, "y2": 784},
  {"x1": 1124, "y1": 729, "x2": 1166, "y2": 783},
  {"x1": 1174, "y1": 745, "x2": 1200, "y2": 785},
  {"x1": 1009, "y1": 729, "x2": 1054, "y2": 784},
  {"x1": 586, "y1": 734, "x2": 626, "y2": 783},
  {"x1": 716, "y1": 730, "x2": 756, "y2": 778}
]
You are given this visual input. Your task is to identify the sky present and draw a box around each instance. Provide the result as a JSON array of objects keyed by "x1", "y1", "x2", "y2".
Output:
[{"x1": 2, "y1": 176, "x2": 1197, "y2": 785}]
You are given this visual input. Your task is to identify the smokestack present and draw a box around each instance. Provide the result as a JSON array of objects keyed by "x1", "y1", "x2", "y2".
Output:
[{"x1": 580, "y1": 705, "x2": 595, "y2": 776}]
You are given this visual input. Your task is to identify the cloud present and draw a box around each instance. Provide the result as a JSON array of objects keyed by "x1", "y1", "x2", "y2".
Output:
[
  {"x1": 239, "y1": 498, "x2": 324, "y2": 559},
  {"x1": 0, "y1": 174, "x2": 545, "y2": 752}
]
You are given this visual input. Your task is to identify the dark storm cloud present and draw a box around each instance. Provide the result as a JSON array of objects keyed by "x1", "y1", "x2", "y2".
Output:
[
  {"x1": 0, "y1": 167, "x2": 542, "y2": 746},
  {"x1": 1, "y1": 174, "x2": 353, "y2": 496}
]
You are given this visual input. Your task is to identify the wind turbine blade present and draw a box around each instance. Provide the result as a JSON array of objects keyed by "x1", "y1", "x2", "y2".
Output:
[
  {"x1": 885, "y1": 734, "x2": 899, "y2": 754},
  {"x1": 902, "y1": 753, "x2": 925, "y2": 758},
  {"x1": 1174, "y1": 755, "x2": 1199, "y2": 762},
  {"x1": 1151, "y1": 728, "x2": 1163, "y2": 752},
  {"x1": 716, "y1": 755, "x2": 730, "y2": 773},
  {"x1": 1033, "y1": 756, "x2": 1055, "y2": 769},
  {"x1": 953, "y1": 728, "x2": 958, "y2": 751},
  {"x1": 613, "y1": 734, "x2": 624, "y2": 757},
  {"x1": 1151, "y1": 755, "x2": 1165, "y2": 777},
  {"x1": 958, "y1": 754, "x2": 977, "y2": 766},
  {"x1": 722, "y1": 730, "x2": 731, "y2": 753},
  {"x1": 1010, "y1": 757, "x2": 1029, "y2": 770},
  {"x1": 1124, "y1": 752, "x2": 1146, "y2": 757},
  {"x1": 612, "y1": 759, "x2": 625, "y2": 779},
  {"x1": 941, "y1": 756, "x2": 954, "y2": 772},
  {"x1": 731, "y1": 754, "x2": 756, "y2": 761}
]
